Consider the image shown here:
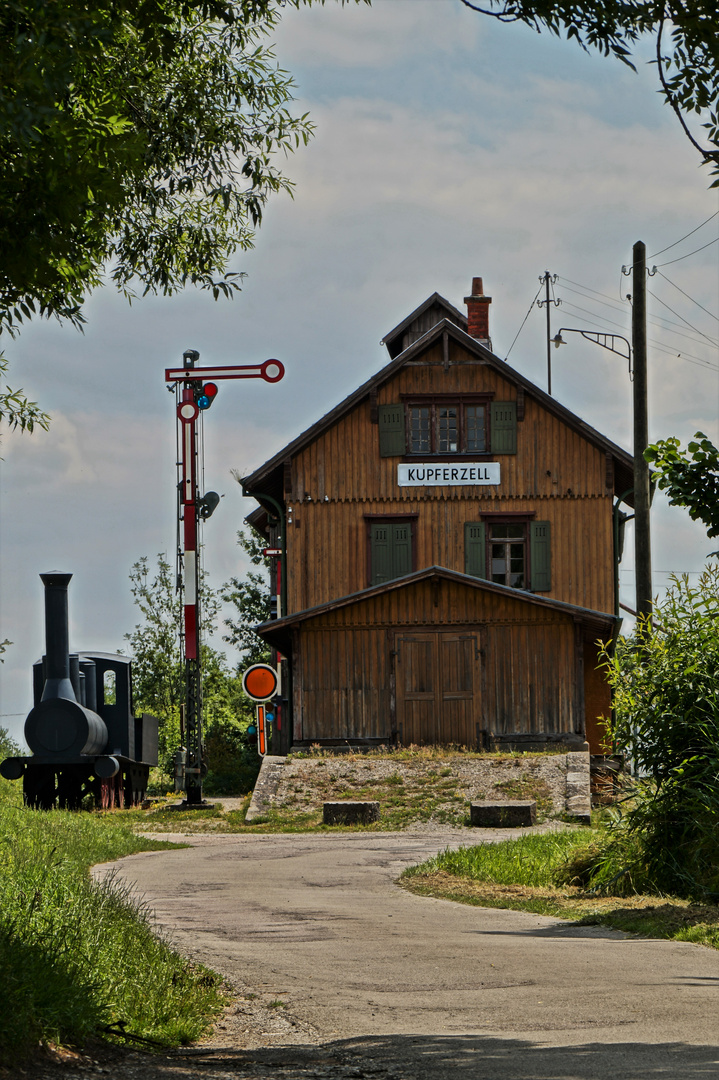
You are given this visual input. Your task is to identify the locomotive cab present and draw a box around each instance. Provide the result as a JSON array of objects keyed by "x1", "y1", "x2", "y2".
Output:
[{"x1": 0, "y1": 573, "x2": 159, "y2": 810}]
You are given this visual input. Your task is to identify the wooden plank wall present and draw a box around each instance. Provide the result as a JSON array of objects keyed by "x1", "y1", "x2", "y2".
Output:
[
  {"x1": 286, "y1": 337, "x2": 615, "y2": 616},
  {"x1": 299, "y1": 628, "x2": 391, "y2": 741},
  {"x1": 296, "y1": 579, "x2": 581, "y2": 741},
  {"x1": 584, "y1": 637, "x2": 612, "y2": 753},
  {"x1": 484, "y1": 622, "x2": 576, "y2": 735}
]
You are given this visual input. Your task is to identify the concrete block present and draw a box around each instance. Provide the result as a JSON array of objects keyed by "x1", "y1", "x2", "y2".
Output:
[
  {"x1": 564, "y1": 750, "x2": 592, "y2": 823},
  {"x1": 566, "y1": 794, "x2": 592, "y2": 824},
  {"x1": 470, "y1": 800, "x2": 536, "y2": 828},
  {"x1": 323, "y1": 801, "x2": 380, "y2": 826},
  {"x1": 245, "y1": 756, "x2": 287, "y2": 823}
]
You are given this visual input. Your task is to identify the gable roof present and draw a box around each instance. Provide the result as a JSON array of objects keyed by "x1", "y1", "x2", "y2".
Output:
[
  {"x1": 381, "y1": 291, "x2": 468, "y2": 359},
  {"x1": 254, "y1": 565, "x2": 618, "y2": 654},
  {"x1": 241, "y1": 315, "x2": 635, "y2": 507}
]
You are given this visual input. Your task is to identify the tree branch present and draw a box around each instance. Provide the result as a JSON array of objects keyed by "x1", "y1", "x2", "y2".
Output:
[
  {"x1": 459, "y1": 0, "x2": 521, "y2": 22},
  {"x1": 656, "y1": 12, "x2": 719, "y2": 166}
]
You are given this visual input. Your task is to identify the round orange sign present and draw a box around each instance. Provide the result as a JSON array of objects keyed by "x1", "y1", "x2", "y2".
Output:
[{"x1": 242, "y1": 663, "x2": 279, "y2": 702}]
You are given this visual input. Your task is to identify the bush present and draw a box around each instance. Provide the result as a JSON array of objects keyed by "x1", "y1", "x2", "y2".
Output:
[
  {"x1": 0, "y1": 726, "x2": 22, "y2": 807},
  {"x1": 203, "y1": 706, "x2": 260, "y2": 795},
  {"x1": 600, "y1": 566, "x2": 719, "y2": 900}
]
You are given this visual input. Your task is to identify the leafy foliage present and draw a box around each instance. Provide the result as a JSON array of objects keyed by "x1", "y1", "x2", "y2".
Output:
[
  {"x1": 599, "y1": 566, "x2": 719, "y2": 899},
  {"x1": 645, "y1": 431, "x2": 719, "y2": 539},
  {"x1": 123, "y1": 553, "x2": 260, "y2": 790},
  {"x1": 460, "y1": 0, "x2": 719, "y2": 182},
  {"x1": 124, "y1": 553, "x2": 252, "y2": 784},
  {"x1": 0, "y1": 0, "x2": 323, "y2": 334},
  {"x1": 222, "y1": 526, "x2": 272, "y2": 665},
  {"x1": 0, "y1": 355, "x2": 50, "y2": 440}
]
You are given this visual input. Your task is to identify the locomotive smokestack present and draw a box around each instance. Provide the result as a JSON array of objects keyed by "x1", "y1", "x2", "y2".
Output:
[{"x1": 40, "y1": 572, "x2": 76, "y2": 702}]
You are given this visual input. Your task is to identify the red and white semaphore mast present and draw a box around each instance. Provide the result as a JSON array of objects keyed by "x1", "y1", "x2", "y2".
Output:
[{"x1": 165, "y1": 350, "x2": 284, "y2": 805}]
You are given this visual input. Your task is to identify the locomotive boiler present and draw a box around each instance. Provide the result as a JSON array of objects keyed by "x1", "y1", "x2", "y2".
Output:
[{"x1": 0, "y1": 572, "x2": 158, "y2": 809}]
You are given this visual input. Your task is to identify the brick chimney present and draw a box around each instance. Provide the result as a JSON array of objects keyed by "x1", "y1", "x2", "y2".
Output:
[{"x1": 464, "y1": 277, "x2": 492, "y2": 349}]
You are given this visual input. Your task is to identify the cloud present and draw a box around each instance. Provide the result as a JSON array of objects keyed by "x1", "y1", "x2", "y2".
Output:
[{"x1": 1, "y1": 0, "x2": 717, "y2": 726}]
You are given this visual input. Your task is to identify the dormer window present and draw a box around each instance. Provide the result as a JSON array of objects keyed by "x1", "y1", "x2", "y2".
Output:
[
  {"x1": 378, "y1": 397, "x2": 517, "y2": 458},
  {"x1": 408, "y1": 403, "x2": 487, "y2": 454}
]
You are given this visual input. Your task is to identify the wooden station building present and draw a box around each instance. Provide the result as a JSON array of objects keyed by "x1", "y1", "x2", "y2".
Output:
[{"x1": 243, "y1": 279, "x2": 633, "y2": 755}]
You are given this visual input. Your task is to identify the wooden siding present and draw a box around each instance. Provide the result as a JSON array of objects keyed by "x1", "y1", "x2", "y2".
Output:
[
  {"x1": 285, "y1": 336, "x2": 615, "y2": 616},
  {"x1": 584, "y1": 637, "x2": 612, "y2": 753},
  {"x1": 295, "y1": 578, "x2": 581, "y2": 742},
  {"x1": 299, "y1": 628, "x2": 392, "y2": 742}
]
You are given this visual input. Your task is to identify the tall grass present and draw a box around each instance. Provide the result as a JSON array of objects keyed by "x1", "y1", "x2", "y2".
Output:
[
  {"x1": 404, "y1": 831, "x2": 592, "y2": 887},
  {"x1": 404, "y1": 826, "x2": 683, "y2": 900},
  {"x1": 0, "y1": 762, "x2": 224, "y2": 1065}
]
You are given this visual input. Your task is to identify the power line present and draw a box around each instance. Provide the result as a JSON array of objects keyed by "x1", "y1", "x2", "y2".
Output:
[
  {"x1": 655, "y1": 235, "x2": 719, "y2": 268},
  {"x1": 558, "y1": 274, "x2": 714, "y2": 348},
  {"x1": 648, "y1": 210, "x2": 719, "y2": 260},
  {"x1": 647, "y1": 289, "x2": 719, "y2": 348},
  {"x1": 558, "y1": 275, "x2": 628, "y2": 311},
  {"x1": 655, "y1": 270, "x2": 719, "y2": 324},
  {"x1": 559, "y1": 299, "x2": 630, "y2": 334},
  {"x1": 505, "y1": 281, "x2": 543, "y2": 360},
  {"x1": 557, "y1": 280, "x2": 628, "y2": 316},
  {"x1": 559, "y1": 299, "x2": 719, "y2": 370}
]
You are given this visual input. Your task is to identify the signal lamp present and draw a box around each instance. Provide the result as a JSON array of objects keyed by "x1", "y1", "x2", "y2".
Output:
[{"x1": 196, "y1": 382, "x2": 219, "y2": 410}]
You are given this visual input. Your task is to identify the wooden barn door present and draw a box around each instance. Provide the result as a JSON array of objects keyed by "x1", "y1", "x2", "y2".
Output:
[{"x1": 395, "y1": 631, "x2": 481, "y2": 745}]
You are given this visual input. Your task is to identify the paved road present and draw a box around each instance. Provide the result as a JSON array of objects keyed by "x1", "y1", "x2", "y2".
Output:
[{"x1": 99, "y1": 830, "x2": 719, "y2": 1078}]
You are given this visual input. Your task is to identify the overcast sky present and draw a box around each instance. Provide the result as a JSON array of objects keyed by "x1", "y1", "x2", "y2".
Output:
[{"x1": 2, "y1": 0, "x2": 718, "y2": 744}]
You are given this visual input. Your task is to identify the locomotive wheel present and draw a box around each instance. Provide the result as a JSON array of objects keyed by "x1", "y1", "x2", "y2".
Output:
[
  {"x1": 123, "y1": 764, "x2": 150, "y2": 806},
  {"x1": 23, "y1": 764, "x2": 57, "y2": 810},
  {"x1": 57, "y1": 766, "x2": 88, "y2": 810},
  {"x1": 99, "y1": 774, "x2": 125, "y2": 809}
]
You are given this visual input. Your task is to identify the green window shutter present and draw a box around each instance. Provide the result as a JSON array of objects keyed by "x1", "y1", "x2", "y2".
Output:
[
  {"x1": 378, "y1": 404, "x2": 406, "y2": 457},
  {"x1": 464, "y1": 522, "x2": 486, "y2": 578},
  {"x1": 530, "y1": 521, "x2": 551, "y2": 591},
  {"x1": 490, "y1": 401, "x2": 517, "y2": 454},
  {"x1": 392, "y1": 523, "x2": 412, "y2": 577},
  {"x1": 371, "y1": 522, "x2": 413, "y2": 584},
  {"x1": 371, "y1": 524, "x2": 392, "y2": 585}
]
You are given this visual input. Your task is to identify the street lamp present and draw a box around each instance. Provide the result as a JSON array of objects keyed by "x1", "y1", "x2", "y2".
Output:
[
  {"x1": 552, "y1": 329, "x2": 632, "y2": 377},
  {"x1": 552, "y1": 320, "x2": 651, "y2": 628}
]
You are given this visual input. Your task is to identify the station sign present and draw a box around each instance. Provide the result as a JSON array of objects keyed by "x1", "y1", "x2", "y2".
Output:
[{"x1": 397, "y1": 462, "x2": 501, "y2": 487}]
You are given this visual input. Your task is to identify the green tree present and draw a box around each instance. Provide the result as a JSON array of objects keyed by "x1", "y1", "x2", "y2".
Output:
[
  {"x1": 0, "y1": 0, "x2": 365, "y2": 428},
  {"x1": 1, "y1": 0, "x2": 314, "y2": 335},
  {"x1": 222, "y1": 526, "x2": 272, "y2": 666},
  {"x1": 124, "y1": 553, "x2": 259, "y2": 791},
  {"x1": 599, "y1": 566, "x2": 719, "y2": 899},
  {"x1": 460, "y1": 1, "x2": 719, "y2": 182},
  {"x1": 645, "y1": 432, "x2": 719, "y2": 539}
]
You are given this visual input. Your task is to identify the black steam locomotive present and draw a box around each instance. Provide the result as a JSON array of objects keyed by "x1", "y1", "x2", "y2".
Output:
[{"x1": 0, "y1": 572, "x2": 158, "y2": 809}]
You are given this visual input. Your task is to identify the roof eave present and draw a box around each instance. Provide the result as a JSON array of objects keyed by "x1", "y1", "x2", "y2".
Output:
[{"x1": 254, "y1": 565, "x2": 618, "y2": 644}]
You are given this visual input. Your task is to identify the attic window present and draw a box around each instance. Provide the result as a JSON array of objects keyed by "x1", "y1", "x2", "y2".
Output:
[
  {"x1": 379, "y1": 396, "x2": 516, "y2": 457},
  {"x1": 407, "y1": 400, "x2": 487, "y2": 455}
]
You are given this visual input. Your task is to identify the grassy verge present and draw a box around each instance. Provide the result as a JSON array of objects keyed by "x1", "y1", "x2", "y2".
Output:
[
  {"x1": 400, "y1": 831, "x2": 719, "y2": 950},
  {"x1": 0, "y1": 795, "x2": 225, "y2": 1066}
]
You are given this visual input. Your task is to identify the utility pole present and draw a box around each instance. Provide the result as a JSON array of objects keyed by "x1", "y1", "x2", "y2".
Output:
[
  {"x1": 537, "y1": 271, "x2": 560, "y2": 395},
  {"x1": 632, "y1": 240, "x2": 652, "y2": 628}
]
